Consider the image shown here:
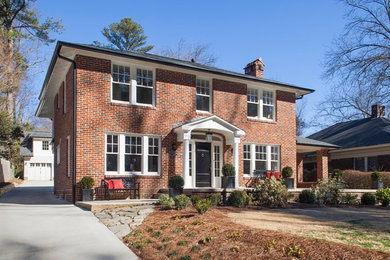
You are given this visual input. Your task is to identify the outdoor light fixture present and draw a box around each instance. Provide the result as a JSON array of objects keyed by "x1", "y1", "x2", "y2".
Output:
[
  {"x1": 172, "y1": 141, "x2": 177, "y2": 151},
  {"x1": 206, "y1": 130, "x2": 213, "y2": 143}
]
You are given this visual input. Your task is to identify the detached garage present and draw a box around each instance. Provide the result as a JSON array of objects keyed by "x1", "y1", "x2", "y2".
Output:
[{"x1": 21, "y1": 131, "x2": 54, "y2": 181}]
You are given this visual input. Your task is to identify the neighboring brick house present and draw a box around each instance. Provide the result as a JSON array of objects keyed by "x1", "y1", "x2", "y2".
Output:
[
  {"x1": 20, "y1": 131, "x2": 54, "y2": 181},
  {"x1": 36, "y1": 41, "x2": 315, "y2": 202}
]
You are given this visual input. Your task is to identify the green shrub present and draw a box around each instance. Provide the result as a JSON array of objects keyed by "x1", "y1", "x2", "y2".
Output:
[
  {"x1": 206, "y1": 194, "x2": 221, "y2": 206},
  {"x1": 312, "y1": 178, "x2": 346, "y2": 205},
  {"x1": 340, "y1": 193, "x2": 359, "y2": 205},
  {"x1": 227, "y1": 190, "x2": 249, "y2": 208},
  {"x1": 168, "y1": 175, "x2": 184, "y2": 190},
  {"x1": 191, "y1": 195, "x2": 201, "y2": 206},
  {"x1": 174, "y1": 194, "x2": 191, "y2": 210},
  {"x1": 361, "y1": 193, "x2": 376, "y2": 205},
  {"x1": 282, "y1": 166, "x2": 293, "y2": 178},
  {"x1": 181, "y1": 255, "x2": 191, "y2": 260},
  {"x1": 80, "y1": 176, "x2": 94, "y2": 189},
  {"x1": 195, "y1": 199, "x2": 212, "y2": 214},
  {"x1": 159, "y1": 194, "x2": 175, "y2": 210},
  {"x1": 298, "y1": 189, "x2": 315, "y2": 204},
  {"x1": 222, "y1": 164, "x2": 235, "y2": 176},
  {"x1": 376, "y1": 188, "x2": 390, "y2": 206},
  {"x1": 371, "y1": 171, "x2": 383, "y2": 181},
  {"x1": 331, "y1": 169, "x2": 344, "y2": 181},
  {"x1": 253, "y1": 177, "x2": 289, "y2": 208}
]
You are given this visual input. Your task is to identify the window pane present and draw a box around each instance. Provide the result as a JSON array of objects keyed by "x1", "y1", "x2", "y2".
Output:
[
  {"x1": 125, "y1": 155, "x2": 141, "y2": 171},
  {"x1": 244, "y1": 160, "x2": 251, "y2": 175},
  {"x1": 354, "y1": 157, "x2": 365, "y2": 171},
  {"x1": 196, "y1": 95, "x2": 209, "y2": 111},
  {"x1": 263, "y1": 105, "x2": 274, "y2": 119},
  {"x1": 136, "y1": 86, "x2": 153, "y2": 104},
  {"x1": 368, "y1": 157, "x2": 378, "y2": 171},
  {"x1": 248, "y1": 103, "x2": 258, "y2": 117},
  {"x1": 255, "y1": 161, "x2": 267, "y2": 171},
  {"x1": 271, "y1": 161, "x2": 278, "y2": 171},
  {"x1": 112, "y1": 83, "x2": 129, "y2": 101},
  {"x1": 148, "y1": 156, "x2": 158, "y2": 172},
  {"x1": 106, "y1": 154, "x2": 118, "y2": 171}
]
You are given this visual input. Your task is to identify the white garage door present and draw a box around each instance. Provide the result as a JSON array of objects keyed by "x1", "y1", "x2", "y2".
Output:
[{"x1": 29, "y1": 163, "x2": 52, "y2": 181}]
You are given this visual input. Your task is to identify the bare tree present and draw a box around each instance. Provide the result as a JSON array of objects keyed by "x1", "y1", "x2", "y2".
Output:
[
  {"x1": 296, "y1": 98, "x2": 307, "y2": 136},
  {"x1": 158, "y1": 39, "x2": 217, "y2": 66},
  {"x1": 322, "y1": 0, "x2": 390, "y2": 121}
]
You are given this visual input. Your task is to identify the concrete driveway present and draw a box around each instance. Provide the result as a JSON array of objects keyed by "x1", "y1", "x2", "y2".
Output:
[{"x1": 0, "y1": 181, "x2": 138, "y2": 260}]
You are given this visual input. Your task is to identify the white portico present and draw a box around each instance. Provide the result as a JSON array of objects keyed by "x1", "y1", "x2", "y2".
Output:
[{"x1": 174, "y1": 116, "x2": 245, "y2": 189}]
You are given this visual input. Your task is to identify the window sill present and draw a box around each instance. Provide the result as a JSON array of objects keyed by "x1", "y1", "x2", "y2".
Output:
[
  {"x1": 110, "y1": 101, "x2": 157, "y2": 110},
  {"x1": 247, "y1": 117, "x2": 276, "y2": 124},
  {"x1": 196, "y1": 110, "x2": 212, "y2": 115}
]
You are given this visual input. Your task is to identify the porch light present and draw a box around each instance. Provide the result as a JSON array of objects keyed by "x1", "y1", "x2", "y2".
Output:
[{"x1": 206, "y1": 131, "x2": 213, "y2": 143}]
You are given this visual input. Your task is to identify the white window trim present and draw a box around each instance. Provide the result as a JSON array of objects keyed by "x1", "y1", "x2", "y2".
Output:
[
  {"x1": 42, "y1": 140, "x2": 49, "y2": 151},
  {"x1": 67, "y1": 136, "x2": 70, "y2": 177},
  {"x1": 243, "y1": 143, "x2": 280, "y2": 177},
  {"x1": 196, "y1": 77, "x2": 212, "y2": 113},
  {"x1": 63, "y1": 80, "x2": 66, "y2": 114},
  {"x1": 105, "y1": 133, "x2": 161, "y2": 176},
  {"x1": 247, "y1": 87, "x2": 275, "y2": 121},
  {"x1": 110, "y1": 62, "x2": 156, "y2": 107}
]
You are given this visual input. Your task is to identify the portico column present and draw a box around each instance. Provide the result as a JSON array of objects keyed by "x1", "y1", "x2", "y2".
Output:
[
  {"x1": 232, "y1": 137, "x2": 240, "y2": 188},
  {"x1": 183, "y1": 132, "x2": 191, "y2": 188}
]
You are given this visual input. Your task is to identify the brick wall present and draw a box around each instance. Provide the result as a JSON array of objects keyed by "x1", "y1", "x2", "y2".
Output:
[
  {"x1": 53, "y1": 64, "x2": 74, "y2": 201},
  {"x1": 54, "y1": 54, "x2": 297, "y2": 201}
]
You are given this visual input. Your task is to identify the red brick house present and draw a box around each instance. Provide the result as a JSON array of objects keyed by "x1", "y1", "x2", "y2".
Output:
[{"x1": 36, "y1": 41, "x2": 317, "y2": 202}]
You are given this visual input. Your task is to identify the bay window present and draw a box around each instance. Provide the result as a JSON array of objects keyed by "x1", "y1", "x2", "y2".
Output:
[
  {"x1": 247, "y1": 87, "x2": 275, "y2": 120},
  {"x1": 105, "y1": 133, "x2": 160, "y2": 175},
  {"x1": 243, "y1": 144, "x2": 280, "y2": 176},
  {"x1": 196, "y1": 78, "x2": 211, "y2": 112}
]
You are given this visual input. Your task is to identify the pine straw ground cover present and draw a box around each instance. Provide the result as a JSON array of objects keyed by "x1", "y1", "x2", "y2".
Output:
[{"x1": 123, "y1": 206, "x2": 390, "y2": 260}]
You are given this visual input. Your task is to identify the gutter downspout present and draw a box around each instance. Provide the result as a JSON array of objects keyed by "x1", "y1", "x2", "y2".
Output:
[{"x1": 57, "y1": 47, "x2": 77, "y2": 204}]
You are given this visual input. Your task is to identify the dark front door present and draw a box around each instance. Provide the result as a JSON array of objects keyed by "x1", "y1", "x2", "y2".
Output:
[{"x1": 196, "y1": 142, "x2": 211, "y2": 187}]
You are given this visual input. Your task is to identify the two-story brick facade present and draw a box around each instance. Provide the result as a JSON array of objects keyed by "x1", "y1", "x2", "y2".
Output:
[{"x1": 36, "y1": 41, "x2": 314, "y2": 202}]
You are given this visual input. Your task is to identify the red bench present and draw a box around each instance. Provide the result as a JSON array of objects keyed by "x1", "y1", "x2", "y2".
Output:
[{"x1": 101, "y1": 176, "x2": 140, "y2": 200}]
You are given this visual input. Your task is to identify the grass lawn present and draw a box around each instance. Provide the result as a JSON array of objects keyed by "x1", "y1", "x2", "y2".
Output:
[{"x1": 123, "y1": 206, "x2": 390, "y2": 260}]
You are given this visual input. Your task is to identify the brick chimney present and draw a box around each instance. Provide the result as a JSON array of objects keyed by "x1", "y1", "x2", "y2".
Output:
[
  {"x1": 371, "y1": 104, "x2": 385, "y2": 118},
  {"x1": 244, "y1": 57, "x2": 265, "y2": 78}
]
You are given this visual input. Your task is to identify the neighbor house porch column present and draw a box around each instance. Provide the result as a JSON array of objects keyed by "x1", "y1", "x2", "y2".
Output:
[
  {"x1": 183, "y1": 132, "x2": 192, "y2": 188},
  {"x1": 297, "y1": 153, "x2": 304, "y2": 183},
  {"x1": 232, "y1": 137, "x2": 240, "y2": 188},
  {"x1": 316, "y1": 149, "x2": 329, "y2": 181}
]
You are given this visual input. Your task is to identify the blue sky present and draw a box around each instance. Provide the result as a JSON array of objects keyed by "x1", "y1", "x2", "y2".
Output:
[{"x1": 33, "y1": 0, "x2": 346, "y2": 135}]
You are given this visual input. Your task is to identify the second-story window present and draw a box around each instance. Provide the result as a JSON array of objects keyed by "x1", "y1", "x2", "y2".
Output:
[
  {"x1": 136, "y1": 68, "x2": 153, "y2": 105},
  {"x1": 42, "y1": 140, "x2": 49, "y2": 150},
  {"x1": 247, "y1": 87, "x2": 275, "y2": 120},
  {"x1": 196, "y1": 79, "x2": 211, "y2": 112},
  {"x1": 112, "y1": 64, "x2": 130, "y2": 102}
]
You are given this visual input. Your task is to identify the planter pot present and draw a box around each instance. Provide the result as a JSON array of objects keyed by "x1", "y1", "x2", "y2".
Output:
[
  {"x1": 285, "y1": 177, "x2": 295, "y2": 189},
  {"x1": 222, "y1": 176, "x2": 235, "y2": 189},
  {"x1": 169, "y1": 188, "x2": 182, "y2": 199},
  {"x1": 372, "y1": 180, "x2": 383, "y2": 189},
  {"x1": 82, "y1": 189, "x2": 93, "y2": 201}
]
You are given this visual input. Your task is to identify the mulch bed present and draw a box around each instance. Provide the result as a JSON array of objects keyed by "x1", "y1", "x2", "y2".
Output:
[{"x1": 123, "y1": 206, "x2": 390, "y2": 260}]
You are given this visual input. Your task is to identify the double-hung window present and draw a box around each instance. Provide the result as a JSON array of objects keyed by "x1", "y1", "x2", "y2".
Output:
[
  {"x1": 196, "y1": 79, "x2": 211, "y2": 112},
  {"x1": 125, "y1": 136, "x2": 142, "y2": 172},
  {"x1": 106, "y1": 135, "x2": 119, "y2": 171},
  {"x1": 136, "y1": 68, "x2": 153, "y2": 105},
  {"x1": 42, "y1": 140, "x2": 49, "y2": 150},
  {"x1": 243, "y1": 144, "x2": 280, "y2": 176},
  {"x1": 247, "y1": 87, "x2": 275, "y2": 120},
  {"x1": 105, "y1": 133, "x2": 160, "y2": 175},
  {"x1": 112, "y1": 64, "x2": 130, "y2": 102}
]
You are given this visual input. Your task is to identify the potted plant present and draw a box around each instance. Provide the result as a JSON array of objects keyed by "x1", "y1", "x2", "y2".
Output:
[
  {"x1": 282, "y1": 166, "x2": 294, "y2": 189},
  {"x1": 80, "y1": 176, "x2": 94, "y2": 201},
  {"x1": 168, "y1": 175, "x2": 184, "y2": 198},
  {"x1": 222, "y1": 164, "x2": 235, "y2": 189},
  {"x1": 371, "y1": 171, "x2": 383, "y2": 189}
]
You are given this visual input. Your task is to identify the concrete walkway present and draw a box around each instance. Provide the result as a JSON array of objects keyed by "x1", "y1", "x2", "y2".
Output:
[{"x1": 0, "y1": 181, "x2": 138, "y2": 260}]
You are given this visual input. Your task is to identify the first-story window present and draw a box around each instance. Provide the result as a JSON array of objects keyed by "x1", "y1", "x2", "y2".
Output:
[
  {"x1": 125, "y1": 136, "x2": 141, "y2": 172},
  {"x1": 148, "y1": 137, "x2": 159, "y2": 172},
  {"x1": 42, "y1": 140, "x2": 49, "y2": 150},
  {"x1": 106, "y1": 135, "x2": 119, "y2": 171},
  {"x1": 105, "y1": 134, "x2": 160, "y2": 175},
  {"x1": 243, "y1": 144, "x2": 280, "y2": 176}
]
